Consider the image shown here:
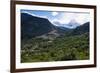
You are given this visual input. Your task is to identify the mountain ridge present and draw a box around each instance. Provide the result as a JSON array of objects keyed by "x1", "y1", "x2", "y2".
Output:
[
  {"x1": 21, "y1": 13, "x2": 55, "y2": 39},
  {"x1": 21, "y1": 13, "x2": 89, "y2": 40}
]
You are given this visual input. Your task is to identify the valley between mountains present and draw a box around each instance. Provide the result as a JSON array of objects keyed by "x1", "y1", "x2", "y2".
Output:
[{"x1": 21, "y1": 13, "x2": 89, "y2": 63}]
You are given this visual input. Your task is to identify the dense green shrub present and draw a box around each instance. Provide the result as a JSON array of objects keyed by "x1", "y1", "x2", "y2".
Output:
[{"x1": 21, "y1": 33, "x2": 89, "y2": 63}]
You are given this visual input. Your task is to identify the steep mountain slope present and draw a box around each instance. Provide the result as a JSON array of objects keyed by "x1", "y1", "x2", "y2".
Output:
[
  {"x1": 72, "y1": 22, "x2": 89, "y2": 35},
  {"x1": 21, "y1": 13, "x2": 69, "y2": 39},
  {"x1": 21, "y1": 13, "x2": 55, "y2": 39},
  {"x1": 66, "y1": 22, "x2": 89, "y2": 36}
]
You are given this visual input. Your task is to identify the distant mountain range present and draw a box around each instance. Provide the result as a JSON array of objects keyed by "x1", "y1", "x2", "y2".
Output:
[
  {"x1": 21, "y1": 13, "x2": 89, "y2": 39},
  {"x1": 53, "y1": 20, "x2": 80, "y2": 29}
]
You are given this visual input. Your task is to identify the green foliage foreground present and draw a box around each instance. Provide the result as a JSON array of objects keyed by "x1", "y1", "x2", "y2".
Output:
[{"x1": 21, "y1": 33, "x2": 89, "y2": 63}]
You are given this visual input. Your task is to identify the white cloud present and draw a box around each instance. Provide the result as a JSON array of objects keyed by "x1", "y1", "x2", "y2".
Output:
[
  {"x1": 59, "y1": 13, "x2": 75, "y2": 24},
  {"x1": 75, "y1": 13, "x2": 90, "y2": 25},
  {"x1": 52, "y1": 12, "x2": 59, "y2": 16},
  {"x1": 51, "y1": 12, "x2": 90, "y2": 25}
]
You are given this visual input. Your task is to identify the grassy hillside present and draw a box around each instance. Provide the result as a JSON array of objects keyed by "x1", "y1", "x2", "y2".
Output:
[{"x1": 21, "y1": 32, "x2": 89, "y2": 63}]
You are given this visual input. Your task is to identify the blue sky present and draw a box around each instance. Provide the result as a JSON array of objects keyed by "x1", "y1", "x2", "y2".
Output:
[{"x1": 21, "y1": 9, "x2": 90, "y2": 26}]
